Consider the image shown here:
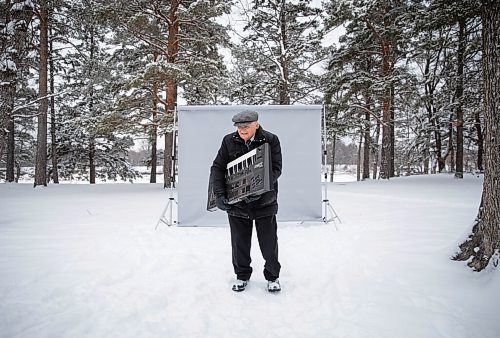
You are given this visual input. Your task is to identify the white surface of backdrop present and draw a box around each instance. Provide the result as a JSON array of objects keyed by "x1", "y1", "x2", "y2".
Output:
[{"x1": 177, "y1": 105, "x2": 322, "y2": 226}]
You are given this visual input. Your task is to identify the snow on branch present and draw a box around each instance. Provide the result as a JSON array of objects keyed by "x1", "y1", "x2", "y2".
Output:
[
  {"x1": 349, "y1": 104, "x2": 387, "y2": 126},
  {"x1": 11, "y1": 90, "x2": 71, "y2": 116},
  {"x1": 11, "y1": 0, "x2": 35, "y2": 11}
]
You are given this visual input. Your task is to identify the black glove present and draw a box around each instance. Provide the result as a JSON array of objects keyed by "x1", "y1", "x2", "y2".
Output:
[{"x1": 216, "y1": 195, "x2": 232, "y2": 211}]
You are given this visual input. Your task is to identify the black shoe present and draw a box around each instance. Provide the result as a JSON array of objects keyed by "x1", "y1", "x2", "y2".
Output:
[
  {"x1": 267, "y1": 279, "x2": 281, "y2": 292},
  {"x1": 232, "y1": 279, "x2": 248, "y2": 292}
]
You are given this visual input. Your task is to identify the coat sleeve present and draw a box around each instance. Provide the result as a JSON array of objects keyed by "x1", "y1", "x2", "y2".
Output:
[
  {"x1": 210, "y1": 137, "x2": 229, "y2": 196},
  {"x1": 269, "y1": 134, "x2": 282, "y2": 185}
]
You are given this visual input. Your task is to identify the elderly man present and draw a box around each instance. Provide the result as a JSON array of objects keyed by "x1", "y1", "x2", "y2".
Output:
[{"x1": 210, "y1": 110, "x2": 282, "y2": 292}]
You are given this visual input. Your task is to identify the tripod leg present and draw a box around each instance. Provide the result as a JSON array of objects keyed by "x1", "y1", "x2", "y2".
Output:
[
  {"x1": 327, "y1": 203, "x2": 341, "y2": 223},
  {"x1": 155, "y1": 199, "x2": 172, "y2": 230},
  {"x1": 322, "y1": 199, "x2": 340, "y2": 230}
]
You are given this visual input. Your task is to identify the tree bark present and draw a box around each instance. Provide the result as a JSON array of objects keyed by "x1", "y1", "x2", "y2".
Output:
[
  {"x1": 389, "y1": 83, "x2": 395, "y2": 177},
  {"x1": 89, "y1": 141, "x2": 95, "y2": 184},
  {"x1": 6, "y1": 114, "x2": 14, "y2": 182},
  {"x1": 88, "y1": 24, "x2": 96, "y2": 184},
  {"x1": 278, "y1": 0, "x2": 290, "y2": 105},
  {"x1": 474, "y1": 111, "x2": 484, "y2": 172},
  {"x1": 34, "y1": 0, "x2": 49, "y2": 187},
  {"x1": 423, "y1": 38, "x2": 445, "y2": 174},
  {"x1": 0, "y1": 0, "x2": 34, "y2": 171},
  {"x1": 372, "y1": 119, "x2": 381, "y2": 179},
  {"x1": 163, "y1": 0, "x2": 180, "y2": 188},
  {"x1": 455, "y1": 18, "x2": 466, "y2": 179},
  {"x1": 447, "y1": 113, "x2": 455, "y2": 172},
  {"x1": 366, "y1": 11, "x2": 393, "y2": 180},
  {"x1": 362, "y1": 110, "x2": 371, "y2": 180},
  {"x1": 454, "y1": 0, "x2": 500, "y2": 271},
  {"x1": 357, "y1": 125, "x2": 362, "y2": 182},
  {"x1": 49, "y1": 23, "x2": 59, "y2": 183},
  {"x1": 329, "y1": 135, "x2": 336, "y2": 182},
  {"x1": 150, "y1": 54, "x2": 159, "y2": 183},
  {"x1": 380, "y1": 84, "x2": 392, "y2": 179}
]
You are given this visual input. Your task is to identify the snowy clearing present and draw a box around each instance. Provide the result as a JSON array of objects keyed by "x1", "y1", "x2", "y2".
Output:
[{"x1": 0, "y1": 174, "x2": 498, "y2": 338}]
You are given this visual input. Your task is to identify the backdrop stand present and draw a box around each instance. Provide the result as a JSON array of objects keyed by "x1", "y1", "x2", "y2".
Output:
[
  {"x1": 322, "y1": 173, "x2": 341, "y2": 228},
  {"x1": 322, "y1": 105, "x2": 341, "y2": 228},
  {"x1": 156, "y1": 107, "x2": 178, "y2": 229},
  {"x1": 155, "y1": 189, "x2": 177, "y2": 228}
]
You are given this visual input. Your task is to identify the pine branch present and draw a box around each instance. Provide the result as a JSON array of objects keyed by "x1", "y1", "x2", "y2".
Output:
[
  {"x1": 11, "y1": 90, "x2": 71, "y2": 116},
  {"x1": 349, "y1": 104, "x2": 387, "y2": 126}
]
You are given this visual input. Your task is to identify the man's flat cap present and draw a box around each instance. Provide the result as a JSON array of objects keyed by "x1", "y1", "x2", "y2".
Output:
[{"x1": 232, "y1": 110, "x2": 259, "y2": 126}]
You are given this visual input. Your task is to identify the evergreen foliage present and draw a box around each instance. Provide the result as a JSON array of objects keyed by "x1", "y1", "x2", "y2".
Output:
[
  {"x1": 0, "y1": 0, "x2": 487, "y2": 184},
  {"x1": 228, "y1": 0, "x2": 325, "y2": 104}
]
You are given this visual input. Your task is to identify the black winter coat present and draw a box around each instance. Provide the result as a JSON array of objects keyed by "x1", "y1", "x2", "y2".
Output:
[{"x1": 210, "y1": 126, "x2": 282, "y2": 219}]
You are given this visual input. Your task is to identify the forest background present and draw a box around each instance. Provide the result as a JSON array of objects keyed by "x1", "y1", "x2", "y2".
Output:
[
  {"x1": 0, "y1": 0, "x2": 487, "y2": 184},
  {"x1": 1, "y1": 1, "x2": 499, "y2": 271}
]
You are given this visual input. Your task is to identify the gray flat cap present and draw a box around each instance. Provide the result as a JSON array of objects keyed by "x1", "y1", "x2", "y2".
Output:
[{"x1": 232, "y1": 110, "x2": 259, "y2": 126}]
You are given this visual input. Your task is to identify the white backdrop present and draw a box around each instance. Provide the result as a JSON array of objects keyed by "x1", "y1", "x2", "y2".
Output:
[{"x1": 177, "y1": 105, "x2": 322, "y2": 226}]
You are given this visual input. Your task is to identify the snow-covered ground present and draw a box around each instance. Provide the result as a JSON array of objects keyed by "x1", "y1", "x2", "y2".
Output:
[{"x1": 1, "y1": 174, "x2": 498, "y2": 338}]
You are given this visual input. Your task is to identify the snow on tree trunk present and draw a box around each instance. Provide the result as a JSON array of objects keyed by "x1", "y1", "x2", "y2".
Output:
[{"x1": 454, "y1": 0, "x2": 500, "y2": 271}]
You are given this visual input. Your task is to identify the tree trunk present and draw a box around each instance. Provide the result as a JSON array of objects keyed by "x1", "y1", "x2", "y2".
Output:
[
  {"x1": 164, "y1": 130, "x2": 173, "y2": 187},
  {"x1": 34, "y1": 0, "x2": 49, "y2": 187},
  {"x1": 389, "y1": 83, "x2": 395, "y2": 177},
  {"x1": 380, "y1": 84, "x2": 392, "y2": 179},
  {"x1": 163, "y1": 0, "x2": 180, "y2": 188},
  {"x1": 475, "y1": 111, "x2": 484, "y2": 172},
  {"x1": 0, "y1": 0, "x2": 34, "y2": 170},
  {"x1": 423, "y1": 145, "x2": 430, "y2": 174},
  {"x1": 6, "y1": 115, "x2": 14, "y2": 182},
  {"x1": 88, "y1": 24, "x2": 96, "y2": 184},
  {"x1": 362, "y1": 111, "x2": 371, "y2": 180},
  {"x1": 357, "y1": 125, "x2": 362, "y2": 182},
  {"x1": 454, "y1": 0, "x2": 500, "y2": 271},
  {"x1": 369, "y1": 12, "x2": 392, "y2": 180},
  {"x1": 278, "y1": 0, "x2": 290, "y2": 105},
  {"x1": 330, "y1": 135, "x2": 336, "y2": 182},
  {"x1": 448, "y1": 114, "x2": 455, "y2": 172},
  {"x1": 49, "y1": 23, "x2": 58, "y2": 183},
  {"x1": 455, "y1": 18, "x2": 466, "y2": 179},
  {"x1": 372, "y1": 119, "x2": 381, "y2": 179},
  {"x1": 423, "y1": 47, "x2": 444, "y2": 174},
  {"x1": 89, "y1": 141, "x2": 95, "y2": 184},
  {"x1": 5, "y1": 0, "x2": 14, "y2": 183},
  {"x1": 150, "y1": 54, "x2": 159, "y2": 184}
]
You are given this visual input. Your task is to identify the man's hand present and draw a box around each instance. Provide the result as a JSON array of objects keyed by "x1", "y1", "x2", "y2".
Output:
[{"x1": 216, "y1": 195, "x2": 232, "y2": 211}]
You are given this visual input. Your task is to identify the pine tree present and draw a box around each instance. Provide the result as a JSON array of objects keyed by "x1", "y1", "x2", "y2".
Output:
[
  {"x1": 454, "y1": 0, "x2": 500, "y2": 271},
  {"x1": 49, "y1": 0, "x2": 138, "y2": 183},
  {"x1": 324, "y1": 0, "x2": 413, "y2": 179},
  {"x1": 230, "y1": 0, "x2": 324, "y2": 105},
  {"x1": 34, "y1": 0, "x2": 49, "y2": 187},
  {"x1": 0, "y1": 0, "x2": 35, "y2": 180},
  {"x1": 411, "y1": 0, "x2": 482, "y2": 174},
  {"x1": 105, "y1": 0, "x2": 231, "y2": 187}
]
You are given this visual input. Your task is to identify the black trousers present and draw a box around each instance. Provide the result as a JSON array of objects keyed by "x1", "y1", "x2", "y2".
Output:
[{"x1": 228, "y1": 214, "x2": 281, "y2": 281}]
